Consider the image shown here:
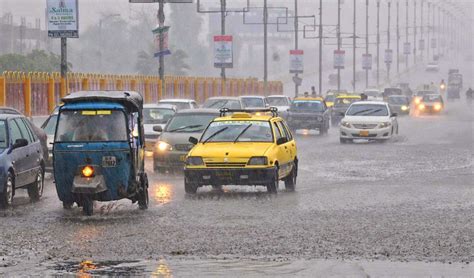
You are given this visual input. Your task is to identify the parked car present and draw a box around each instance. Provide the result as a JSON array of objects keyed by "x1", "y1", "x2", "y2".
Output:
[
  {"x1": 143, "y1": 104, "x2": 176, "y2": 153},
  {"x1": 40, "y1": 107, "x2": 59, "y2": 172},
  {"x1": 158, "y1": 99, "x2": 198, "y2": 110},
  {"x1": 0, "y1": 113, "x2": 45, "y2": 207},
  {"x1": 339, "y1": 101, "x2": 399, "y2": 143},
  {"x1": 202, "y1": 97, "x2": 243, "y2": 109},
  {"x1": 239, "y1": 96, "x2": 268, "y2": 108},
  {"x1": 153, "y1": 109, "x2": 219, "y2": 173}
]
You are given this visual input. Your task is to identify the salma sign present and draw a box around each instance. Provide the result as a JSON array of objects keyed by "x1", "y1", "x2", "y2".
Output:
[{"x1": 47, "y1": 0, "x2": 79, "y2": 38}]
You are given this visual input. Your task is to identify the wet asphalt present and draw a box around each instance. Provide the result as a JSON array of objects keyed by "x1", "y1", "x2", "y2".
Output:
[{"x1": 1, "y1": 62, "x2": 473, "y2": 276}]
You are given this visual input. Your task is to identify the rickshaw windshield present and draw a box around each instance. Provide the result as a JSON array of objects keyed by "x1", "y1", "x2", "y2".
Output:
[{"x1": 55, "y1": 110, "x2": 128, "y2": 142}]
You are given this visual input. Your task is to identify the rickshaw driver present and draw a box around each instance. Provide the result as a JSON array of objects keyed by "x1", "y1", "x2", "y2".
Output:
[{"x1": 74, "y1": 116, "x2": 109, "y2": 141}]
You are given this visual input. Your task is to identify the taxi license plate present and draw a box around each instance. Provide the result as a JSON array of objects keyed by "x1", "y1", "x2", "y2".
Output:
[
  {"x1": 216, "y1": 171, "x2": 232, "y2": 179},
  {"x1": 102, "y1": 156, "x2": 117, "y2": 167},
  {"x1": 179, "y1": 155, "x2": 186, "y2": 162},
  {"x1": 359, "y1": 130, "x2": 369, "y2": 137}
]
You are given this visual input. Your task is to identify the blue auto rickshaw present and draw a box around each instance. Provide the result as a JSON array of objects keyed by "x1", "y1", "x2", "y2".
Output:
[{"x1": 53, "y1": 91, "x2": 149, "y2": 215}]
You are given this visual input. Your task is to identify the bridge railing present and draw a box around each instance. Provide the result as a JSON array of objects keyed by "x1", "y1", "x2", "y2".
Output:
[{"x1": 0, "y1": 72, "x2": 284, "y2": 116}]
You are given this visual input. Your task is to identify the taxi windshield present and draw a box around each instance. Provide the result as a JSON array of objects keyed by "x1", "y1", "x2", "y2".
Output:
[
  {"x1": 201, "y1": 121, "x2": 273, "y2": 143},
  {"x1": 335, "y1": 98, "x2": 359, "y2": 106},
  {"x1": 0, "y1": 120, "x2": 7, "y2": 149},
  {"x1": 165, "y1": 113, "x2": 216, "y2": 133},
  {"x1": 143, "y1": 108, "x2": 175, "y2": 125},
  {"x1": 324, "y1": 95, "x2": 336, "y2": 102},
  {"x1": 241, "y1": 97, "x2": 265, "y2": 108},
  {"x1": 55, "y1": 110, "x2": 128, "y2": 142},
  {"x1": 291, "y1": 100, "x2": 324, "y2": 112},
  {"x1": 267, "y1": 97, "x2": 289, "y2": 106},
  {"x1": 422, "y1": 95, "x2": 442, "y2": 102}
]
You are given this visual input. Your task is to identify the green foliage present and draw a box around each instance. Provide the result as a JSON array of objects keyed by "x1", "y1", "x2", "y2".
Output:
[
  {"x1": 0, "y1": 50, "x2": 71, "y2": 72},
  {"x1": 135, "y1": 43, "x2": 190, "y2": 76}
]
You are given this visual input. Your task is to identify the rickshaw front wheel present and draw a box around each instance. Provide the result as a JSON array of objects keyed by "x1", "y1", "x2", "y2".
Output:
[
  {"x1": 138, "y1": 173, "x2": 149, "y2": 210},
  {"x1": 82, "y1": 197, "x2": 93, "y2": 216},
  {"x1": 63, "y1": 201, "x2": 74, "y2": 209}
]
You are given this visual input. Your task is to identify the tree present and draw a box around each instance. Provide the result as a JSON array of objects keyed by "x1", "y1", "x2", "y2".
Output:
[
  {"x1": 0, "y1": 50, "x2": 71, "y2": 72},
  {"x1": 135, "y1": 43, "x2": 190, "y2": 76}
]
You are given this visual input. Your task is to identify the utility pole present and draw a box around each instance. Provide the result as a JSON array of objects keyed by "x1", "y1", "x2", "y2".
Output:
[
  {"x1": 396, "y1": 0, "x2": 400, "y2": 74},
  {"x1": 158, "y1": 0, "x2": 165, "y2": 87},
  {"x1": 376, "y1": 0, "x2": 380, "y2": 87},
  {"x1": 387, "y1": 1, "x2": 391, "y2": 82},
  {"x1": 413, "y1": 0, "x2": 417, "y2": 65},
  {"x1": 337, "y1": 0, "x2": 342, "y2": 92},
  {"x1": 263, "y1": 0, "x2": 268, "y2": 95},
  {"x1": 427, "y1": 1, "x2": 430, "y2": 61},
  {"x1": 420, "y1": 0, "x2": 424, "y2": 62},
  {"x1": 61, "y1": 38, "x2": 67, "y2": 80},
  {"x1": 319, "y1": 0, "x2": 323, "y2": 95},
  {"x1": 405, "y1": 0, "x2": 408, "y2": 69},
  {"x1": 294, "y1": 0, "x2": 299, "y2": 97},
  {"x1": 352, "y1": 0, "x2": 356, "y2": 92},
  {"x1": 220, "y1": 0, "x2": 226, "y2": 80},
  {"x1": 365, "y1": 0, "x2": 369, "y2": 88}
]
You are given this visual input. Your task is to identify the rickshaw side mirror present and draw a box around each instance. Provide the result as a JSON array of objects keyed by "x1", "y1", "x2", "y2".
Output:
[
  {"x1": 189, "y1": 137, "x2": 198, "y2": 145},
  {"x1": 153, "y1": 126, "x2": 163, "y2": 133}
]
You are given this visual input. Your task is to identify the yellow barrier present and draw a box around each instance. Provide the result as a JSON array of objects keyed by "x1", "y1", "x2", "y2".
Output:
[{"x1": 1, "y1": 71, "x2": 284, "y2": 115}]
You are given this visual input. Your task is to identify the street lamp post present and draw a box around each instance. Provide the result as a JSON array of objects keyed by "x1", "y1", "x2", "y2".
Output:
[
  {"x1": 376, "y1": 0, "x2": 380, "y2": 87},
  {"x1": 387, "y1": 1, "x2": 391, "y2": 82},
  {"x1": 337, "y1": 0, "x2": 342, "y2": 92},
  {"x1": 99, "y1": 14, "x2": 120, "y2": 72},
  {"x1": 365, "y1": 0, "x2": 369, "y2": 88}
]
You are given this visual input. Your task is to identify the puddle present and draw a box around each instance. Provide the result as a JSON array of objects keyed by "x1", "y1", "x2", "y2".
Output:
[{"x1": 51, "y1": 260, "x2": 146, "y2": 276}]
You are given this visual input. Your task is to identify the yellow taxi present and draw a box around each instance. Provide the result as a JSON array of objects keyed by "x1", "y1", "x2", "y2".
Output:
[{"x1": 184, "y1": 108, "x2": 298, "y2": 194}]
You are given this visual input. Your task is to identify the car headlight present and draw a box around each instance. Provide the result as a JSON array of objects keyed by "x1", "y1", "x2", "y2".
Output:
[
  {"x1": 434, "y1": 103, "x2": 442, "y2": 110},
  {"x1": 186, "y1": 156, "x2": 204, "y2": 166},
  {"x1": 379, "y1": 122, "x2": 391, "y2": 128},
  {"x1": 414, "y1": 97, "x2": 421, "y2": 105},
  {"x1": 401, "y1": 105, "x2": 408, "y2": 111},
  {"x1": 156, "y1": 141, "x2": 172, "y2": 152},
  {"x1": 341, "y1": 121, "x2": 351, "y2": 128},
  {"x1": 418, "y1": 104, "x2": 425, "y2": 110},
  {"x1": 248, "y1": 156, "x2": 268, "y2": 166}
]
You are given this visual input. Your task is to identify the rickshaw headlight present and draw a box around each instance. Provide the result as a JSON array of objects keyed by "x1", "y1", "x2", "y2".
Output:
[
  {"x1": 186, "y1": 156, "x2": 204, "y2": 166},
  {"x1": 82, "y1": 166, "x2": 95, "y2": 178},
  {"x1": 157, "y1": 141, "x2": 172, "y2": 152}
]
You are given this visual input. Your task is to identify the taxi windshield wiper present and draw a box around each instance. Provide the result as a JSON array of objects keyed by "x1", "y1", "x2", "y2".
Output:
[
  {"x1": 168, "y1": 125, "x2": 202, "y2": 132},
  {"x1": 233, "y1": 124, "x2": 253, "y2": 143},
  {"x1": 203, "y1": 127, "x2": 228, "y2": 144}
]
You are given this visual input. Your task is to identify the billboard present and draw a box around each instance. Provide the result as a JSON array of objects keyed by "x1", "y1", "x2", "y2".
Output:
[
  {"x1": 289, "y1": 50, "x2": 304, "y2": 74},
  {"x1": 47, "y1": 0, "x2": 79, "y2": 38},
  {"x1": 334, "y1": 50, "x2": 345, "y2": 69},
  {"x1": 403, "y1": 42, "x2": 411, "y2": 55},
  {"x1": 419, "y1": 39, "x2": 425, "y2": 51},
  {"x1": 214, "y1": 35, "x2": 233, "y2": 68},
  {"x1": 362, "y1": 54, "x2": 372, "y2": 70},
  {"x1": 384, "y1": 49, "x2": 393, "y2": 64}
]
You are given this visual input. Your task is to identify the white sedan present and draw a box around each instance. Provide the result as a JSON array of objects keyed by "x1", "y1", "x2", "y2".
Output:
[{"x1": 339, "y1": 101, "x2": 399, "y2": 143}]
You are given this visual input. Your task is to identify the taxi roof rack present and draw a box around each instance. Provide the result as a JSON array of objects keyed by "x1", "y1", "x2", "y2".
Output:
[{"x1": 220, "y1": 107, "x2": 279, "y2": 117}]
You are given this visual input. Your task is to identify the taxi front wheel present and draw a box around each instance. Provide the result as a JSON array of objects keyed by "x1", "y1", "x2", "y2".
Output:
[
  {"x1": 284, "y1": 163, "x2": 297, "y2": 192},
  {"x1": 185, "y1": 180, "x2": 198, "y2": 194},
  {"x1": 266, "y1": 169, "x2": 278, "y2": 194}
]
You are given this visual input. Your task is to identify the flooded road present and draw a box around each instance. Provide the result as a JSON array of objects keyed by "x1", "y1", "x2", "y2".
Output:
[{"x1": 1, "y1": 99, "x2": 472, "y2": 276}]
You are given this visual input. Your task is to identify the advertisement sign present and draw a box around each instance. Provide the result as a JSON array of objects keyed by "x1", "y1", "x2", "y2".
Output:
[
  {"x1": 362, "y1": 54, "x2": 372, "y2": 70},
  {"x1": 47, "y1": 0, "x2": 79, "y2": 38},
  {"x1": 384, "y1": 49, "x2": 393, "y2": 64},
  {"x1": 289, "y1": 50, "x2": 304, "y2": 74},
  {"x1": 334, "y1": 50, "x2": 345, "y2": 69},
  {"x1": 214, "y1": 35, "x2": 233, "y2": 68},
  {"x1": 403, "y1": 42, "x2": 411, "y2": 55},
  {"x1": 419, "y1": 39, "x2": 425, "y2": 51},
  {"x1": 431, "y1": 38, "x2": 437, "y2": 49},
  {"x1": 153, "y1": 26, "x2": 171, "y2": 57}
]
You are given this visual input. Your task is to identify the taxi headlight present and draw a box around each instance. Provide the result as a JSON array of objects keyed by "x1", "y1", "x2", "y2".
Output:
[
  {"x1": 248, "y1": 156, "x2": 268, "y2": 166},
  {"x1": 401, "y1": 105, "x2": 408, "y2": 111},
  {"x1": 186, "y1": 156, "x2": 204, "y2": 166},
  {"x1": 418, "y1": 104, "x2": 425, "y2": 110},
  {"x1": 341, "y1": 121, "x2": 351, "y2": 128},
  {"x1": 156, "y1": 141, "x2": 172, "y2": 152},
  {"x1": 379, "y1": 122, "x2": 391, "y2": 128},
  {"x1": 81, "y1": 165, "x2": 95, "y2": 178},
  {"x1": 434, "y1": 103, "x2": 442, "y2": 110}
]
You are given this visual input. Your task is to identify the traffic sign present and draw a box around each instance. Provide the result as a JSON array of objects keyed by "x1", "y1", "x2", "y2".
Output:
[
  {"x1": 362, "y1": 54, "x2": 372, "y2": 70},
  {"x1": 289, "y1": 50, "x2": 304, "y2": 74},
  {"x1": 403, "y1": 43, "x2": 411, "y2": 55},
  {"x1": 292, "y1": 76, "x2": 302, "y2": 86},
  {"x1": 153, "y1": 26, "x2": 171, "y2": 57},
  {"x1": 431, "y1": 38, "x2": 437, "y2": 49},
  {"x1": 130, "y1": 0, "x2": 193, "y2": 3},
  {"x1": 384, "y1": 49, "x2": 393, "y2": 64},
  {"x1": 419, "y1": 39, "x2": 425, "y2": 51}
]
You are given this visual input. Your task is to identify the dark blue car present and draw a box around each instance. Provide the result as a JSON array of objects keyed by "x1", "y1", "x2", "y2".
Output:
[{"x1": 0, "y1": 113, "x2": 45, "y2": 208}]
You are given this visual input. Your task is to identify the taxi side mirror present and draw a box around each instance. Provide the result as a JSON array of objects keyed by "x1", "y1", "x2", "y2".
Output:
[
  {"x1": 153, "y1": 126, "x2": 163, "y2": 132},
  {"x1": 189, "y1": 137, "x2": 198, "y2": 145}
]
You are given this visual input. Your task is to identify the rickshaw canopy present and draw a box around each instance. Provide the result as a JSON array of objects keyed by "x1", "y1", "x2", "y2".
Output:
[{"x1": 61, "y1": 91, "x2": 143, "y2": 112}]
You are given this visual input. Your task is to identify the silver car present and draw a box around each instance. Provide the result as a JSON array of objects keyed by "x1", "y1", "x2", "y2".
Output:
[{"x1": 143, "y1": 104, "x2": 176, "y2": 153}]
